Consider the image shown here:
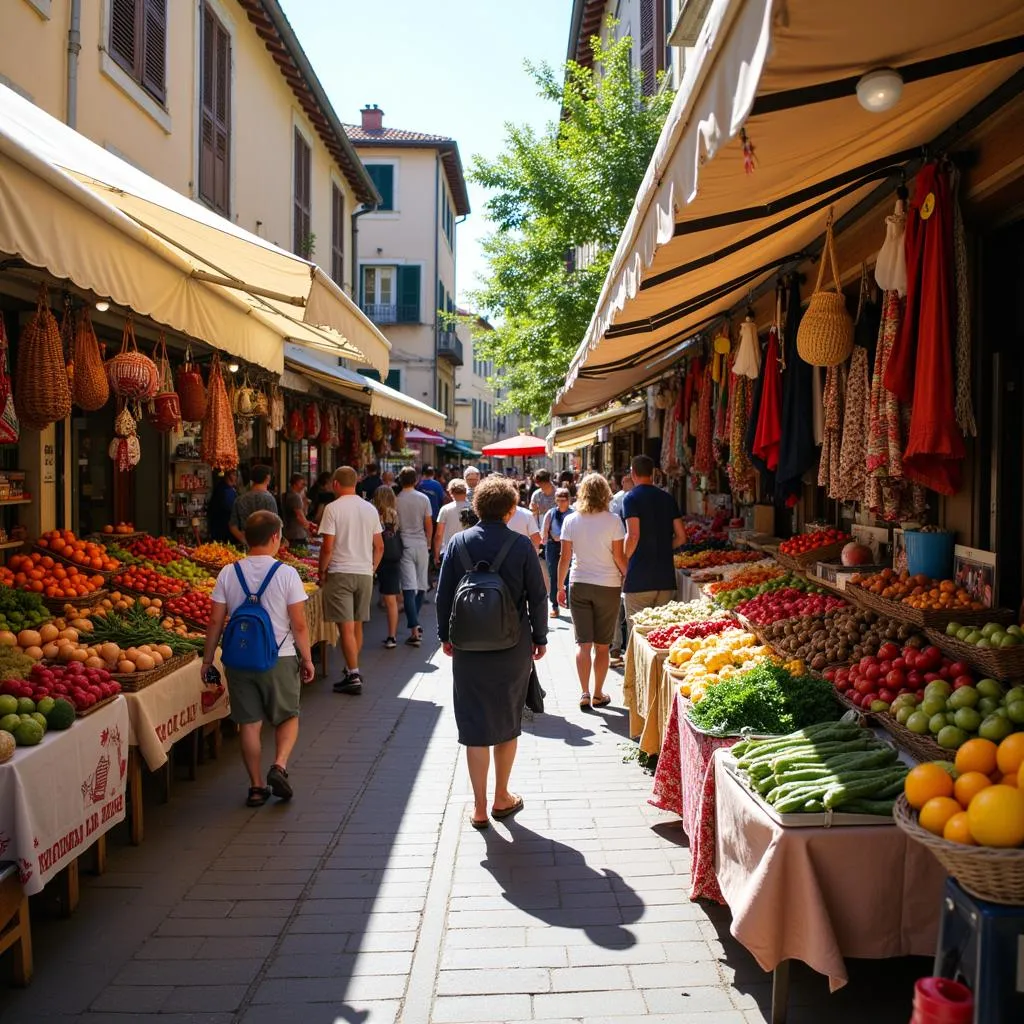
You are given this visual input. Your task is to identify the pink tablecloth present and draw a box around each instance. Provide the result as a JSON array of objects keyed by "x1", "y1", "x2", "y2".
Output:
[
  {"x1": 650, "y1": 690, "x2": 739, "y2": 902},
  {"x1": 713, "y1": 750, "x2": 946, "y2": 990}
]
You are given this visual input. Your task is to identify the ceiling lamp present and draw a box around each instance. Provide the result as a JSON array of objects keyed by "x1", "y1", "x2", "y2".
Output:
[
  {"x1": 227, "y1": 362, "x2": 240, "y2": 373},
  {"x1": 95, "y1": 300, "x2": 110, "y2": 312},
  {"x1": 856, "y1": 68, "x2": 904, "y2": 113}
]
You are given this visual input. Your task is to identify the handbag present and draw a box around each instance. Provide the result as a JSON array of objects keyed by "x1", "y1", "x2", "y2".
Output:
[
  {"x1": 526, "y1": 667, "x2": 546, "y2": 714},
  {"x1": 796, "y1": 213, "x2": 854, "y2": 367},
  {"x1": 381, "y1": 524, "x2": 403, "y2": 562}
]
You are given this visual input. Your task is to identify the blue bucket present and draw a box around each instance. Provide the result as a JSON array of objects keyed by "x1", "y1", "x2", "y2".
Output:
[{"x1": 904, "y1": 530, "x2": 954, "y2": 580}]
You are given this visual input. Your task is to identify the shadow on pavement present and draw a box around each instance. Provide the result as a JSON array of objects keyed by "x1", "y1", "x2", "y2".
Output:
[
  {"x1": 525, "y1": 712, "x2": 597, "y2": 747},
  {"x1": 479, "y1": 818, "x2": 645, "y2": 950}
]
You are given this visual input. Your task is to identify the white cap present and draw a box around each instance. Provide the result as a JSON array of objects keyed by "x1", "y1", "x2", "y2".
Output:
[{"x1": 464, "y1": 465, "x2": 480, "y2": 476}]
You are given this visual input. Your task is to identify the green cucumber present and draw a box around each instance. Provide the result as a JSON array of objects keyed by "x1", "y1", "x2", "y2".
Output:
[
  {"x1": 835, "y1": 798, "x2": 896, "y2": 815},
  {"x1": 822, "y1": 770, "x2": 909, "y2": 809}
]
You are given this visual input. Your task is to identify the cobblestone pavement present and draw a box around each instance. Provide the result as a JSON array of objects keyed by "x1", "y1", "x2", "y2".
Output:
[{"x1": 3, "y1": 601, "x2": 928, "y2": 1023}]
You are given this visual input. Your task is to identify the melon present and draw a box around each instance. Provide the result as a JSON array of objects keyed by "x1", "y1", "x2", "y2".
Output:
[
  {"x1": 0, "y1": 730, "x2": 14, "y2": 763},
  {"x1": 841, "y1": 542, "x2": 874, "y2": 567}
]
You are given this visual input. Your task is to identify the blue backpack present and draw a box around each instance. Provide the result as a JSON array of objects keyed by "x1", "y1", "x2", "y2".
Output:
[{"x1": 220, "y1": 561, "x2": 285, "y2": 672}]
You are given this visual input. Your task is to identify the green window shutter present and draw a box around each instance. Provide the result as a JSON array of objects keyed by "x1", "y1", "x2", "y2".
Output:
[
  {"x1": 367, "y1": 165, "x2": 394, "y2": 210},
  {"x1": 397, "y1": 266, "x2": 420, "y2": 322},
  {"x1": 385, "y1": 369, "x2": 401, "y2": 391}
]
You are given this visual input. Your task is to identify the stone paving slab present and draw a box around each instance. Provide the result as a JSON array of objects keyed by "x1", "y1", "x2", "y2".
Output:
[{"x1": 1, "y1": 602, "x2": 927, "y2": 1022}]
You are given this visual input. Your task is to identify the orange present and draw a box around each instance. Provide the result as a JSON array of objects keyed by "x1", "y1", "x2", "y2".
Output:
[
  {"x1": 966, "y1": 785, "x2": 1024, "y2": 847},
  {"x1": 942, "y1": 811, "x2": 976, "y2": 845},
  {"x1": 905, "y1": 762, "x2": 955, "y2": 809},
  {"x1": 1019, "y1": 760, "x2": 1024, "y2": 790},
  {"x1": 955, "y1": 738, "x2": 999, "y2": 777},
  {"x1": 954, "y1": 771, "x2": 992, "y2": 808},
  {"x1": 1001, "y1": 772, "x2": 1019, "y2": 788},
  {"x1": 919, "y1": 796, "x2": 963, "y2": 836},
  {"x1": 996, "y1": 733, "x2": 1024, "y2": 777}
]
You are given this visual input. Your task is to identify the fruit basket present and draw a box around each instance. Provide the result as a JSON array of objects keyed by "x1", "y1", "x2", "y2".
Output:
[
  {"x1": 34, "y1": 545, "x2": 120, "y2": 581},
  {"x1": 90, "y1": 530, "x2": 147, "y2": 544},
  {"x1": 848, "y1": 586, "x2": 1013, "y2": 629},
  {"x1": 873, "y1": 713, "x2": 952, "y2": 763},
  {"x1": 894, "y1": 793, "x2": 1024, "y2": 905},
  {"x1": 42, "y1": 589, "x2": 109, "y2": 614},
  {"x1": 924, "y1": 626, "x2": 1024, "y2": 680},
  {"x1": 109, "y1": 651, "x2": 197, "y2": 692},
  {"x1": 776, "y1": 542, "x2": 846, "y2": 571}
]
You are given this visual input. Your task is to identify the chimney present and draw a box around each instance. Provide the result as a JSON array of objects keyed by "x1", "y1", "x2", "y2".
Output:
[{"x1": 361, "y1": 103, "x2": 383, "y2": 132}]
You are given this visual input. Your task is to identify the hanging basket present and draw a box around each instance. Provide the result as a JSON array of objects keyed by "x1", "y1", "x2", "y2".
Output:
[
  {"x1": 175, "y1": 345, "x2": 207, "y2": 422},
  {"x1": 286, "y1": 407, "x2": 304, "y2": 442},
  {"x1": 0, "y1": 316, "x2": 20, "y2": 445},
  {"x1": 72, "y1": 308, "x2": 109, "y2": 411},
  {"x1": 251, "y1": 388, "x2": 268, "y2": 418},
  {"x1": 145, "y1": 333, "x2": 182, "y2": 433},
  {"x1": 106, "y1": 318, "x2": 159, "y2": 399},
  {"x1": 14, "y1": 285, "x2": 72, "y2": 430},
  {"x1": 200, "y1": 353, "x2": 239, "y2": 471},
  {"x1": 797, "y1": 216, "x2": 854, "y2": 367}
]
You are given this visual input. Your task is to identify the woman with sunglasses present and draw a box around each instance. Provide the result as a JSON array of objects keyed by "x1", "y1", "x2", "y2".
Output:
[{"x1": 540, "y1": 488, "x2": 573, "y2": 618}]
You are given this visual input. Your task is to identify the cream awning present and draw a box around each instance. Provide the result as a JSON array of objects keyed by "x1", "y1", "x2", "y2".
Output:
[
  {"x1": 547, "y1": 402, "x2": 647, "y2": 453},
  {"x1": 283, "y1": 344, "x2": 446, "y2": 431},
  {"x1": 0, "y1": 85, "x2": 391, "y2": 376},
  {"x1": 554, "y1": 0, "x2": 1024, "y2": 414}
]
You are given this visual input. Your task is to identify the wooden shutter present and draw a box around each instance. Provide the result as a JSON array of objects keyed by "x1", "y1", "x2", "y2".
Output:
[
  {"x1": 368, "y1": 165, "x2": 393, "y2": 210},
  {"x1": 639, "y1": 0, "x2": 657, "y2": 97},
  {"x1": 397, "y1": 266, "x2": 421, "y2": 323},
  {"x1": 141, "y1": 0, "x2": 167, "y2": 102},
  {"x1": 109, "y1": 0, "x2": 138, "y2": 75},
  {"x1": 199, "y1": 4, "x2": 230, "y2": 216},
  {"x1": 293, "y1": 129, "x2": 311, "y2": 256},
  {"x1": 331, "y1": 184, "x2": 345, "y2": 285}
]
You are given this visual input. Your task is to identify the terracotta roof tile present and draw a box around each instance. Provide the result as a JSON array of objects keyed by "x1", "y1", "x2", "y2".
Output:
[{"x1": 344, "y1": 125, "x2": 455, "y2": 144}]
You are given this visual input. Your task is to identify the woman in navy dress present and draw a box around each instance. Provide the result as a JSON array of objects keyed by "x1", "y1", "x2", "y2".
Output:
[{"x1": 436, "y1": 476, "x2": 548, "y2": 829}]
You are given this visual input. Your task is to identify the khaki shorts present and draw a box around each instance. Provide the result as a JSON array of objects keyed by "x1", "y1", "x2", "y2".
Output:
[
  {"x1": 624, "y1": 590, "x2": 677, "y2": 622},
  {"x1": 324, "y1": 572, "x2": 373, "y2": 623},
  {"x1": 226, "y1": 655, "x2": 301, "y2": 726},
  {"x1": 569, "y1": 582, "x2": 622, "y2": 645}
]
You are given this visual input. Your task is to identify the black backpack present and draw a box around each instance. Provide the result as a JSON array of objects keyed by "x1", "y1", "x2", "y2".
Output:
[{"x1": 449, "y1": 533, "x2": 521, "y2": 652}]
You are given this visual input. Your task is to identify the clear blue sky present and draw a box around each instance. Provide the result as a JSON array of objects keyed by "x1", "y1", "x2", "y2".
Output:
[{"x1": 279, "y1": 0, "x2": 574, "y2": 307}]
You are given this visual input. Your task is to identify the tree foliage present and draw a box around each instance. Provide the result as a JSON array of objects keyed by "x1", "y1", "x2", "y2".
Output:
[{"x1": 467, "y1": 23, "x2": 673, "y2": 422}]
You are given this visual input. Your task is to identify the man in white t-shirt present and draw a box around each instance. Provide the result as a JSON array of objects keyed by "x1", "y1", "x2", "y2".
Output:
[
  {"x1": 318, "y1": 466, "x2": 384, "y2": 695},
  {"x1": 204, "y1": 510, "x2": 314, "y2": 807},
  {"x1": 508, "y1": 504, "x2": 541, "y2": 548}
]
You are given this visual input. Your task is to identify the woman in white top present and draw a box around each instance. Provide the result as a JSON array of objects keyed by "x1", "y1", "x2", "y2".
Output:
[{"x1": 556, "y1": 473, "x2": 627, "y2": 709}]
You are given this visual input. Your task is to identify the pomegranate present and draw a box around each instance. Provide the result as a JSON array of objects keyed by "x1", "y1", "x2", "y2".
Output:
[{"x1": 840, "y1": 541, "x2": 873, "y2": 567}]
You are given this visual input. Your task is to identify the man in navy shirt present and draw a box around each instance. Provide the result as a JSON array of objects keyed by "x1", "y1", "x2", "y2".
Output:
[
  {"x1": 621, "y1": 455, "x2": 686, "y2": 621},
  {"x1": 416, "y1": 465, "x2": 447, "y2": 521}
]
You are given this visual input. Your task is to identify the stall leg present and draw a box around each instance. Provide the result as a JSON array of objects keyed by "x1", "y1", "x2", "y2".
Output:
[
  {"x1": 89, "y1": 834, "x2": 107, "y2": 876},
  {"x1": 186, "y1": 731, "x2": 199, "y2": 781},
  {"x1": 0, "y1": 870, "x2": 32, "y2": 986},
  {"x1": 128, "y1": 747, "x2": 144, "y2": 846},
  {"x1": 60, "y1": 858, "x2": 79, "y2": 917},
  {"x1": 771, "y1": 959, "x2": 790, "y2": 1024}
]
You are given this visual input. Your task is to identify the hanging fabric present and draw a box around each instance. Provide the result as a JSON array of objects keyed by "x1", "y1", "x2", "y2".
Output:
[
  {"x1": 751, "y1": 327, "x2": 782, "y2": 473},
  {"x1": 775, "y1": 278, "x2": 817, "y2": 504},
  {"x1": 874, "y1": 196, "x2": 908, "y2": 297},
  {"x1": 733, "y1": 314, "x2": 761, "y2": 378},
  {"x1": 835, "y1": 345, "x2": 870, "y2": 502},
  {"x1": 728, "y1": 374, "x2": 755, "y2": 502},
  {"x1": 817, "y1": 362, "x2": 845, "y2": 499},
  {"x1": 0, "y1": 314, "x2": 20, "y2": 445},
  {"x1": 883, "y1": 161, "x2": 964, "y2": 496},
  {"x1": 950, "y1": 166, "x2": 977, "y2": 438},
  {"x1": 693, "y1": 360, "x2": 715, "y2": 476},
  {"x1": 811, "y1": 364, "x2": 825, "y2": 447}
]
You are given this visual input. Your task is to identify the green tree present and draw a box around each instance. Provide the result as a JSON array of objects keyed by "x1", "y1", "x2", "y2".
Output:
[{"x1": 467, "y1": 22, "x2": 673, "y2": 421}]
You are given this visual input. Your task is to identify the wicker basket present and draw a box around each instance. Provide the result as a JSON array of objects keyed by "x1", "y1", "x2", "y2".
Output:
[
  {"x1": 873, "y1": 712, "x2": 953, "y2": 762},
  {"x1": 42, "y1": 589, "x2": 108, "y2": 614},
  {"x1": 15, "y1": 285, "x2": 72, "y2": 430},
  {"x1": 775, "y1": 541, "x2": 847, "y2": 571},
  {"x1": 796, "y1": 217, "x2": 854, "y2": 367},
  {"x1": 894, "y1": 794, "x2": 1024, "y2": 905},
  {"x1": 110, "y1": 651, "x2": 197, "y2": 691},
  {"x1": 76, "y1": 692, "x2": 121, "y2": 718},
  {"x1": 846, "y1": 586, "x2": 1013, "y2": 629},
  {"x1": 89, "y1": 530, "x2": 147, "y2": 545},
  {"x1": 34, "y1": 545, "x2": 120, "y2": 581},
  {"x1": 106, "y1": 318, "x2": 158, "y2": 400},
  {"x1": 923, "y1": 627, "x2": 1024, "y2": 680}
]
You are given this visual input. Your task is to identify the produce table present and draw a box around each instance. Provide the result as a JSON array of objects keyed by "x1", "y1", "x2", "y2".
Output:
[
  {"x1": 0, "y1": 696, "x2": 128, "y2": 896},
  {"x1": 623, "y1": 632, "x2": 672, "y2": 755},
  {"x1": 712, "y1": 749, "x2": 945, "y2": 1003},
  {"x1": 650, "y1": 691, "x2": 740, "y2": 902},
  {"x1": 676, "y1": 570, "x2": 702, "y2": 603},
  {"x1": 305, "y1": 587, "x2": 336, "y2": 673}
]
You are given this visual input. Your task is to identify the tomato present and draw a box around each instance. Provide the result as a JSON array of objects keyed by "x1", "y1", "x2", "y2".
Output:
[{"x1": 953, "y1": 675, "x2": 974, "y2": 690}]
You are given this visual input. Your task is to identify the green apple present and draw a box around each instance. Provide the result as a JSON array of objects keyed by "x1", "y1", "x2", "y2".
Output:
[
  {"x1": 1004, "y1": 687, "x2": 1024, "y2": 704},
  {"x1": 949, "y1": 687, "x2": 979, "y2": 710},
  {"x1": 937, "y1": 726, "x2": 969, "y2": 750},
  {"x1": 906, "y1": 711, "x2": 931, "y2": 735},
  {"x1": 1006, "y1": 701, "x2": 1024, "y2": 725},
  {"x1": 956, "y1": 627, "x2": 974, "y2": 642},
  {"x1": 981, "y1": 623, "x2": 1002, "y2": 638},
  {"x1": 966, "y1": 631, "x2": 984, "y2": 645},
  {"x1": 921, "y1": 695, "x2": 948, "y2": 717},
  {"x1": 978, "y1": 696, "x2": 1001, "y2": 716},
  {"x1": 896, "y1": 705, "x2": 916, "y2": 725},
  {"x1": 999, "y1": 633, "x2": 1020, "y2": 648},
  {"x1": 870, "y1": 700, "x2": 891, "y2": 713},
  {"x1": 15, "y1": 698, "x2": 35, "y2": 715},
  {"x1": 977, "y1": 639, "x2": 993, "y2": 649},
  {"x1": 953, "y1": 707, "x2": 982, "y2": 732},
  {"x1": 929, "y1": 713, "x2": 948, "y2": 735},
  {"x1": 1007, "y1": 625, "x2": 1023, "y2": 638},
  {"x1": 925, "y1": 680, "x2": 952, "y2": 700},
  {"x1": 0, "y1": 695, "x2": 17, "y2": 717},
  {"x1": 946, "y1": 621, "x2": 963, "y2": 637},
  {"x1": 976, "y1": 679, "x2": 1004, "y2": 699},
  {"x1": 979, "y1": 715, "x2": 1014, "y2": 742},
  {"x1": 35, "y1": 697, "x2": 55, "y2": 717},
  {"x1": 0, "y1": 713, "x2": 20, "y2": 734}
]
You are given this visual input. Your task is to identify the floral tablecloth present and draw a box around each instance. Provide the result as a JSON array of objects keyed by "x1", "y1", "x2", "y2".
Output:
[
  {"x1": 0, "y1": 696, "x2": 128, "y2": 894},
  {"x1": 623, "y1": 632, "x2": 671, "y2": 755},
  {"x1": 650, "y1": 689, "x2": 740, "y2": 902}
]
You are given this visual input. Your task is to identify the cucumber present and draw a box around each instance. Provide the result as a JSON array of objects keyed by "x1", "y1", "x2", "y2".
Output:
[
  {"x1": 803, "y1": 799, "x2": 824, "y2": 812},
  {"x1": 877, "y1": 776, "x2": 909, "y2": 798},
  {"x1": 770, "y1": 738, "x2": 874, "y2": 771},
  {"x1": 836, "y1": 798, "x2": 896, "y2": 815},
  {"x1": 774, "y1": 767, "x2": 834, "y2": 784},
  {"x1": 822, "y1": 770, "x2": 909, "y2": 809}
]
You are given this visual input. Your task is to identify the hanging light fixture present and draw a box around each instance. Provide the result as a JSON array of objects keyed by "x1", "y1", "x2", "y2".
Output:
[
  {"x1": 227, "y1": 362, "x2": 240, "y2": 373},
  {"x1": 95, "y1": 300, "x2": 110, "y2": 312},
  {"x1": 856, "y1": 68, "x2": 904, "y2": 113}
]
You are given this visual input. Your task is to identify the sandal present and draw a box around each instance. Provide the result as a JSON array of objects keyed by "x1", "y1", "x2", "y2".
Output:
[
  {"x1": 469, "y1": 816, "x2": 490, "y2": 830},
  {"x1": 492, "y1": 796, "x2": 524, "y2": 820},
  {"x1": 579, "y1": 693, "x2": 592, "y2": 709},
  {"x1": 592, "y1": 695, "x2": 612, "y2": 708},
  {"x1": 246, "y1": 786, "x2": 271, "y2": 807}
]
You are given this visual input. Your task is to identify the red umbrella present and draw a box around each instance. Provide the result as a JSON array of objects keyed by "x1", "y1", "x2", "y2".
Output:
[
  {"x1": 405, "y1": 427, "x2": 445, "y2": 443},
  {"x1": 481, "y1": 434, "x2": 548, "y2": 458}
]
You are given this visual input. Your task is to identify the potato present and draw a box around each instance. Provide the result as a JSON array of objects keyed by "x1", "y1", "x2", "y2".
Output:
[
  {"x1": 116, "y1": 660, "x2": 135, "y2": 673},
  {"x1": 100, "y1": 643, "x2": 122, "y2": 664},
  {"x1": 70, "y1": 618, "x2": 93, "y2": 633},
  {"x1": 38, "y1": 623, "x2": 60, "y2": 643},
  {"x1": 133, "y1": 653, "x2": 155, "y2": 671},
  {"x1": 58, "y1": 628, "x2": 79, "y2": 642}
]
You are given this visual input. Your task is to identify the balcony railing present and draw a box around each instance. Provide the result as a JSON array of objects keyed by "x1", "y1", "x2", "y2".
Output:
[
  {"x1": 437, "y1": 331, "x2": 464, "y2": 366},
  {"x1": 361, "y1": 303, "x2": 419, "y2": 324}
]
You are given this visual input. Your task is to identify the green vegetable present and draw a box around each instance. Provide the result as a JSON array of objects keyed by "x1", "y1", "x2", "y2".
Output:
[
  {"x1": 837, "y1": 798, "x2": 896, "y2": 815},
  {"x1": 0, "y1": 588, "x2": 51, "y2": 632},
  {"x1": 823, "y1": 769, "x2": 909, "y2": 809},
  {"x1": 88, "y1": 603, "x2": 203, "y2": 654},
  {"x1": 45, "y1": 698, "x2": 76, "y2": 731}
]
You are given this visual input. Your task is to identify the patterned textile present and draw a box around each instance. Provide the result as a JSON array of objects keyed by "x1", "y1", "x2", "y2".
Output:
[
  {"x1": 817, "y1": 363, "x2": 845, "y2": 499},
  {"x1": 728, "y1": 375, "x2": 755, "y2": 502},
  {"x1": 951, "y1": 167, "x2": 977, "y2": 437},
  {"x1": 835, "y1": 346, "x2": 870, "y2": 502},
  {"x1": 694, "y1": 361, "x2": 715, "y2": 476}
]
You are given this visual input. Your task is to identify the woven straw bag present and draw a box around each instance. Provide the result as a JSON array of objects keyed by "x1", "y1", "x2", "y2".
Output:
[
  {"x1": 145, "y1": 334, "x2": 181, "y2": 433},
  {"x1": 72, "y1": 309, "x2": 110, "y2": 411},
  {"x1": 200, "y1": 354, "x2": 239, "y2": 471},
  {"x1": 15, "y1": 285, "x2": 72, "y2": 430},
  {"x1": 106, "y1": 318, "x2": 159, "y2": 399},
  {"x1": 796, "y1": 217, "x2": 854, "y2": 367}
]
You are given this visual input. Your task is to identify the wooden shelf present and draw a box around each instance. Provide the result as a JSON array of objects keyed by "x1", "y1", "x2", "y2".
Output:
[{"x1": 0, "y1": 498, "x2": 30, "y2": 506}]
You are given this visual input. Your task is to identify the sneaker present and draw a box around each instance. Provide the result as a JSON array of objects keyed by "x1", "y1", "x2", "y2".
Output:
[
  {"x1": 333, "y1": 671, "x2": 363, "y2": 695},
  {"x1": 549, "y1": 608, "x2": 560, "y2": 618},
  {"x1": 267, "y1": 763, "x2": 293, "y2": 801},
  {"x1": 405, "y1": 631, "x2": 422, "y2": 647},
  {"x1": 383, "y1": 636, "x2": 397, "y2": 649}
]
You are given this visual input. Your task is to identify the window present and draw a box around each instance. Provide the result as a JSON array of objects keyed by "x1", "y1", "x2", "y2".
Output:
[
  {"x1": 359, "y1": 368, "x2": 402, "y2": 391},
  {"x1": 109, "y1": 0, "x2": 167, "y2": 104},
  {"x1": 639, "y1": 0, "x2": 668, "y2": 96},
  {"x1": 198, "y1": 3, "x2": 230, "y2": 216},
  {"x1": 293, "y1": 128, "x2": 312, "y2": 257},
  {"x1": 331, "y1": 183, "x2": 345, "y2": 286},
  {"x1": 361, "y1": 265, "x2": 419, "y2": 323},
  {"x1": 440, "y1": 184, "x2": 454, "y2": 251},
  {"x1": 366, "y1": 164, "x2": 394, "y2": 211}
]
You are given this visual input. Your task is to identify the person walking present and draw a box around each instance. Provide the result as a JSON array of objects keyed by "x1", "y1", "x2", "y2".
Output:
[
  {"x1": 228, "y1": 465, "x2": 278, "y2": 547},
  {"x1": 282, "y1": 473, "x2": 313, "y2": 545},
  {"x1": 436, "y1": 475, "x2": 548, "y2": 829},
  {"x1": 203, "y1": 510, "x2": 314, "y2": 807},
  {"x1": 416, "y1": 465, "x2": 446, "y2": 521},
  {"x1": 318, "y1": 466, "x2": 384, "y2": 695},
  {"x1": 540, "y1": 487, "x2": 572, "y2": 618},
  {"x1": 609, "y1": 470, "x2": 633, "y2": 519},
  {"x1": 556, "y1": 473, "x2": 627, "y2": 709},
  {"x1": 463, "y1": 465, "x2": 481, "y2": 502},
  {"x1": 395, "y1": 466, "x2": 433, "y2": 646},
  {"x1": 434, "y1": 478, "x2": 471, "y2": 567},
  {"x1": 207, "y1": 468, "x2": 238, "y2": 543},
  {"x1": 529, "y1": 469, "x2": 557, "y2": 523},
  {"x1": 307, "y1": 471, "x2": 334, "y2": 525},
  {"x1": 608, "y1": 470, "x2": 633, "y2": 666},
  {"x1": 356, "y1": 462, "x2": 383, "y2": 502},
  {"x1": 372, "y1": 485, "x2": 403, "y2": 649},
  {"x1": 622, "y1": 454, "x2": 686, "y2": 622}
]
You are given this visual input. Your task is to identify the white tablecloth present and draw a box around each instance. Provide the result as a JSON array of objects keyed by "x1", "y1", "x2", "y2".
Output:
[
  {"x1": 0, "y1": 696, "x2": 129, "y2": 894},
  {"x1": 124, "y1": 656, "x2": 230, "y2": 771}
]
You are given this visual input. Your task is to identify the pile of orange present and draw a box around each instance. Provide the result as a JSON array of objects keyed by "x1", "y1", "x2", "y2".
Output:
[
  {"x1": 849, "y1": 569, "x2": 984, "y2": 611},
  {"x1": 36, "y1": 530, "x2": 121, "y2": 572},
  {"x1": 905, "y1": 735, "x2": 1024, "y2": 847},
  {"x1": 6, "y1": 551, "x2": 107, "y2": 599}
]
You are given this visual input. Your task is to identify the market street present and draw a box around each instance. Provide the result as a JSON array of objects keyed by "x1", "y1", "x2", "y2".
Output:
[{"x1": 6, "y1": 604, "x2": 925, "y2": 1024}]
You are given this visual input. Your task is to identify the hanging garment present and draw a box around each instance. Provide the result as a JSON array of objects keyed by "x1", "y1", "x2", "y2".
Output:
[
  {"x1": 713, "y1": 369, "x2": 731, "y2": 467},
  {"x1": 733, "y1": 316, "x2": 761, "y2": 378},
  {"x1": 874, "y1": 198, "x2": 908, "y2": 297},
  {"x1": 817, "y1": 363, "x2": 845, "y2": 499},
  {"x1": 751, "y1": 328, "x2": 782, "y2": 473},
  {"x1": 811, "y1": 364, "x2": 825, "y2": 447},
  {"x1": 883, "y1": 162, "x2": 963, "y2": 495},
  {"x1": 775, "y1": 279, "x2": 817, "y2": 504},
  {"x1": 728, "y1": 375, "x2": 756, "y2": 502},
  {"x1": 950, "y1": 167, "x2": 977, "y2": 438},
  {"x1": 835, "y1": 345, "x2": 870, "y2": 502},
  {"x1": 694, "y1": 360, "x2": 715, "y2": 476}
]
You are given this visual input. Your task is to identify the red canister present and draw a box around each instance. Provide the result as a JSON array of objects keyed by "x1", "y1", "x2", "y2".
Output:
[{"x1": 910, "y1": 977, "x2": 973, "y2": 1024}]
